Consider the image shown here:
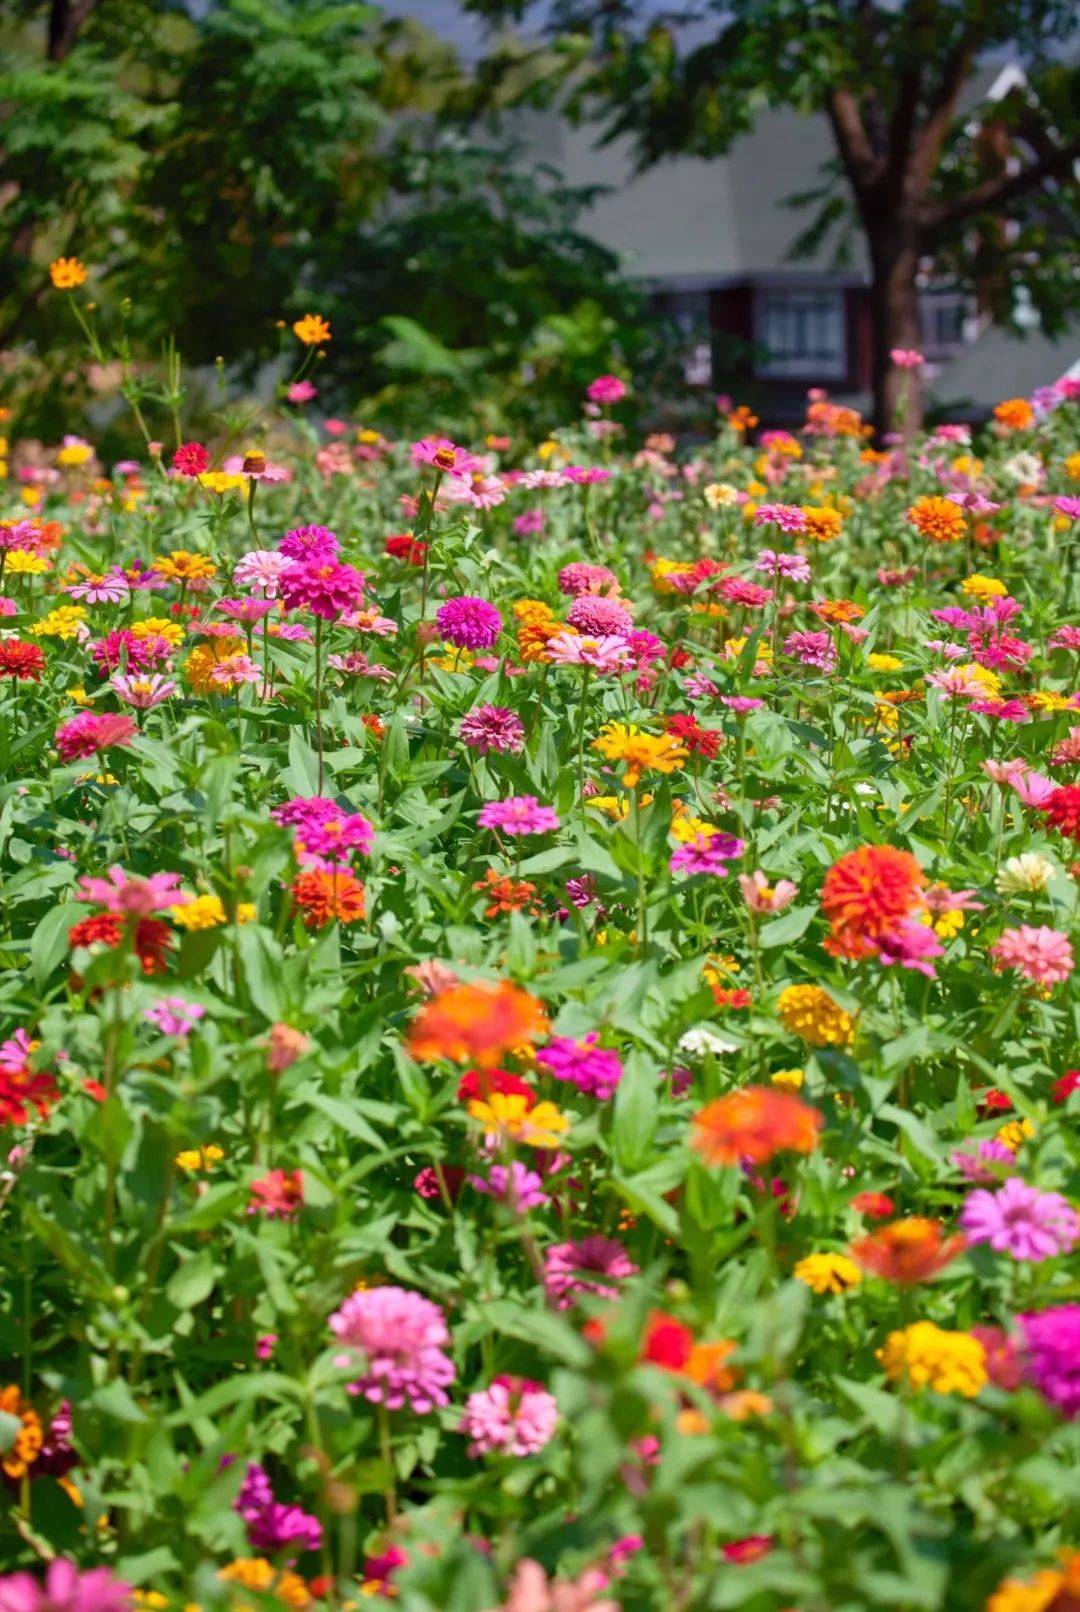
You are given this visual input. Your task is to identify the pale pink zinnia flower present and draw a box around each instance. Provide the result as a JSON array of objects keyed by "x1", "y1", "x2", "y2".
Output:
[
  {"x1": 990, "y1": 924, "x2": 1074, "y2": 985},
  {"x1": 460, "y1": 1376, "x2": 558, "y2": 1458},
  {"x1": 738, "y1": 870, "x2": 798, "y2": 912},
  {"x1": 329, "y1": 1285, "x2": 455, "y2": 1413}
]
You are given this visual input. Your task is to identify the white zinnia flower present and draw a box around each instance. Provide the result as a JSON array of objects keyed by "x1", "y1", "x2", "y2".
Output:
[
  {"x1": 996, "y1": 852, "x2": 1054, "y2": 895},
  {"x1": 678, "y1": 1027, "x2": 740, "y2": 1057}
]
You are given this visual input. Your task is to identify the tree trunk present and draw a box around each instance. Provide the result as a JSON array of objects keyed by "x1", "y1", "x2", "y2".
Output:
[{"x1": 868, "y1": 230, "x2": 923, "y2": 442}]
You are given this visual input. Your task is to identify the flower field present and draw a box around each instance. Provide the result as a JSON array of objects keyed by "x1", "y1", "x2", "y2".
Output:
[{"x1": 1, "y1": 301, "x2": 1079, "y2": 1612}]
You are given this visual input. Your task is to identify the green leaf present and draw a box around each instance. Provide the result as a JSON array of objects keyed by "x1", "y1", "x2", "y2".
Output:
[{"x1": 758, "y1": 905, "x2": 816, "y2": 948}]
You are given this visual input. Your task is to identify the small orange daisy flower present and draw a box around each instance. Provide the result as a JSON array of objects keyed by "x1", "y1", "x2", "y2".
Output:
[
  {"x1": 407, "y1": 980, "x2": 549, "y2": 1068},
  {"x1": 291, "y1": 870, "x2": 366, "y2": 928},
  {"x1": 691, "y1": 1086, "x2": 822, "y2": 1167}
]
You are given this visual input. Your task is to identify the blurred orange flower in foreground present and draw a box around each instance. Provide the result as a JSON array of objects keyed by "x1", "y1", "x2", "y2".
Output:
[
  {"x1": 407, "y1": 980, "x2": 549, "y2": 1068},
  {"x1": 852, "y1": 1217, "x2": 965, "y2": 1284},
  {"x1": 691, "y1": 1085, "x2": 822, "y2": 1167}
]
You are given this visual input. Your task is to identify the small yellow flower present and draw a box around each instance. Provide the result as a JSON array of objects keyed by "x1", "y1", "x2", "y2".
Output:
[
  {"x1": 132, "y1": 616, "x2": 186, "y2": 648},
  {"x1": 31, "y1": 605, "x2": 87, "y2": 640},
  {"x1": 292, "y1": 313, "x2": 331, "y2": 346},
  {"x1": 586, "y1": 795, "x2": 631, "y2": 821},
  {"x1": 428, "y1": 644, "x2": 475, "y2": 673},
  {"x1": 20, "y1": 487, "x2": 43, "y2": 507},
  {"x1": 794, "y1": 1252, "x2": 862, "y2": 1294},
  {"x1": 866, "y1": 653, "x2": 903, "y2": 672},
  {"x1": 995, "y1": 1117, "x2": 1035, "y2": 1153},
  {"x1": 1065, "y1": 450, "x2": 1080, "y2": 482},
  {"x1": 770, "y1": 1067, "x2": 805, "y2": 1092},
  {"x1": 801, "y1": 506, "x2": 843, "y2": 543},
  {"x1": 703, "y1": 482, "x2": 739, "y2": 508},
  {"x1": 155, "y1": 550, "x2": 217, "y2": 583},
  {"x1": 56, "y1": 440, "x2": 93, "y2": 467},
  {"x1": 49, "y1": 257, "x2": 88, "y2": 290},
  {"x1": 538, "y1": 439, "x2": 568, "y2": 464},
  {"x1": 5, "y1": 549, "x2": 49, "y2": 575},
  {"x1": 219, "y1": 1557, "x2": 310, "y2": 1609},
  {"x1": 956, "y1": 661, "x2": 1001, "y2": 697},
  {"x1": 593, "y1": 722, "x2": 688, "y2": 788},
  {"x1": 198, "y1": 470, "x2": 246, "y2": 495},
  {"x1": 878, "y1": 1322, "x2": 986, "y2": 1397},
  {"x1": 649, "y1": 557, "x2": 697, "y2": 594},
  {"x1": 468, "y1": 1092, "x2": 569, "y2": 1149},
  {"x1": 961, "y1": 574, "x2": 1007, "y2": 601},
  {"x1": 67, "y1": 685, "x2": 91, "y2": 705},
  {"x1": 175, "y1": 1144, "x2": 225, "y2": 1173},
  {"x1": 703, "y1": 954, "x2": 738, "y2": 988},
  {"x1": 1028, "y1": 690, "x2": 1074, "y2": 714},
  {"x1": 170, "y1": 894, "x2": 256, "y2": 930}
]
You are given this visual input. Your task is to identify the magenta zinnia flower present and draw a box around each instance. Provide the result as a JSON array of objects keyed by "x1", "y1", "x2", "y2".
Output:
[
  {"x1": 960, "y1": 1178, "x2": 1079, "y2": 1262},
  {"x1": 754, "y1": 503, "x2": 807, "y2": 534},
  {"x1": 669, "y1": 832, "x2": 745, "y2": 878},
  {"x1": 329, "y1": 1285, "x2": 455, "y2": 1413},
  {"x1": 279, "y1": 524, "x2": 340, "y2": 562},
  {"x1": 460, "y1": 1377, "x2": 559, "y2": 1457},
  {"x1": 478, "y1": 796, "x2": 560, "y2": 836},
  {"x1": 565, "y1": 594, "x2": 633, "y2": 636},
  {"x1": 1019, "y1": 1303, "x2": 1080, "y2": 1418},
  {"x1": 558, "y1": 562, "x2": 619, "y2": 597},
  {"x1": 55, "y1": 711, "x2": 137, "y2": 762},
  {"x1": 543, "y1": 1236, "x2": 638, "y2": 1308},
  {"x1": 459, "y1": 705, "x2": 526, "y2": 754},
  {"x1": 436, "y1": 596, "x2": 502, "y2": 650},
  {"x1": 538, "y1": 1033, "x2": 623, "y2": 1100},
  {"x1": 280, "y1": 558, "x2": 365, "y2": 620}
]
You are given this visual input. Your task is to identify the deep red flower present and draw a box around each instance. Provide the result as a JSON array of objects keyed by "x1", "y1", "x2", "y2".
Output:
[
  {"x1": 83, "y1": 1079, "x2": 107, "y2": 1103},
  {"x1": 712, "y1": 986, "x2": 752, "y2": 1009},
  {"x1": 68, "y1": 913, "x2": 172, "y2": 976},
  {"x1": 385, "y1": 533, "x2": 427, "y2": 566},
  {"x1": 69, "y1": 914, "x2": 125, "y2": 950},
  {"x1": 0, "y1": 1065, "x2": 60, "y2": 1126},
  {"x1": 172, "y1": 442, "x2": 211, "y2": 477},
  {"x1": 722, "y1": 1536, "x2": 774, "y2": 1564},
  {"x1": 1044, "y1": 785, "x2": 1080, "y2": 841},
  {"x1": 640, "y1": 1311, "x2": 695, "y2": 1372},
  {"x1": 850, "y1": 1191, "x2": 895, "y2": 1219},
  {"x1": 0, "y1": 640, "x2": 46, "y2": 681},
  {"x1": 457, "y1": 1068, "x2": 535, "y2": 1107},
  {"x1": 1052, "y1": 1070, "x2": 1080, "y2": 1103},
  {"x1": 978, "y1": 1088, "x2": 1013, "y2": 1114},
  {"x1": 665, "y1": 713, "x2": 723, "y2": 759}
]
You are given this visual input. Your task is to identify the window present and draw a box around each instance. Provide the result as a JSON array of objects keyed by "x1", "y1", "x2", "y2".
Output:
[
  {"x1": 755, "y1": 289, "x2": 846, "y2": 380},
  {"x1": 653, "y1": 290, "x2": 713, "y2": 386},
  {"x1": 919, "y1": 289, "x2": 976, "y2": 360}
]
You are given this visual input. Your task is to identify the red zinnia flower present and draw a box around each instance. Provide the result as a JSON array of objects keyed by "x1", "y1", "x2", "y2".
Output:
[
  {"x1": 1052, "y1": 1070, "x2": 1080, "y2": 1103},
  {"x1": 850, "y1": 1191, "x2": 895, "y2": 1219},
  {"x1": 68, "y1": 913, "x2": 172, "y2": 975},
  {"x1": 665, "y1": 713, "x2": 724, "y2": 759},
  {"x1": 722, "y1": 1536, "x2": 774, "y2": 1564},
  {"x1": 851, "y1": 1217, "x2": 963, "y2": 1284},
  {"x1": 384, "y1": 533, "x2": 427, "y2": 565},
  {"x1": 1044, "y1": 785, "x2": 1080, "y2": 841},
  {"x1": 640, "y1": 1311, "x2": 695, "y2": 1372},
  {"x1": 172, "y1": 442, "x2": 211, "y2": 477},
  {"x1": 0, "y1": 1065, "x2": 60, "y2": 1127},
  {"x1": 821, "y1": 843, "x2": 924, "y2": 959},
  {"x1": 457, "y1": 1068, "x2": 536, "y2": 1106},
  {"x1": 0, "y1": 640, "x2": 46, "y2": 681}
]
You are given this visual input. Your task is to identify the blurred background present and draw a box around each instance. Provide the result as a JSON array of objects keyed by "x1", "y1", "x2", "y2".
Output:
[{"x1": 1, "y1": 0, "x2": 1077, "y2": 447}]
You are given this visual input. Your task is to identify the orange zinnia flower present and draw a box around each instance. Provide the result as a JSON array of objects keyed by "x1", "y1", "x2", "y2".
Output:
[
  {"x1": 907, "y1": 496, "x2": 966, "y2": 545},
  {"x1": 691, "y1": 1086, "x2": 822, "y2": 1167},
  {"x1": 407, "y1": 980, "x2": 549, "y2": 1068},
  {"x1": 851, "y1": 1217, "x2": 964, "y2": 1284},
  {"x1": 993, "y1": 397, "x2": 1035, "y2": 432},
  {"x1": 291, "y1": 870, "x2": 366, "y2": 928},
  {"x1": 473, "y1": 868, "x2": 541, "y2": 917},
  {"x1": 821, "y1": 843, "x2": 924, "y2": 959}
]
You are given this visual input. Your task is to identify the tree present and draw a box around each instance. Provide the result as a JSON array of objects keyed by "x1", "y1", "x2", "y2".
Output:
[{"x1": 461, "y1": 0, "x2": 1080, "y2": 434}]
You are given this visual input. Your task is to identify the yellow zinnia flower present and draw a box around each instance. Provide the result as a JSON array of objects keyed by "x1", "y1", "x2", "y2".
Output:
[
  {"x1": 592, "y1": 722, "x2": 688, "y2": 788},
  {"x1": 468, "y1": 1092, "x2": 569, "y2": 1149},
  {"x1": 794, "y1": 1253, "x2": 862, "y2": 1294},
  {"x1": 878, "y1": 1322, "x2": 986, "y2": 1397}
]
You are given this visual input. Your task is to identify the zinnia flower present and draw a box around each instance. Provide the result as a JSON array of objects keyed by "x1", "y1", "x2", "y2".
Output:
[
  {"x1": 960, "y1": 1179, "x2": 1079, "y2": 1262},
  {"x1": 990, "y1": 925, "x2": 1074, "y2": 986},
  {"x1": 408, "y1": 981, "x2": 548, "y2": 1067},
  {"x1": 691, "y1": 1086, "x2": 822, "y2": 1167},
  {"x1": 543, "y1": 1236, "x2": 638, "y2": 1307},
  {"x1": 879, "y1": 1322, "x2": 986, "y2": 1396},
  {"x1": 1019, "y1": 1304, "x2": 1080, "y2": 1418},
  {"x1": 460, "y1": 1377, "x2": 558, "y2": 1457},
  {"x1": 0, "y1": 1561, "x2": 131, "y2": 1612},
  {"x1": 852, "y1": 1217, "x2": 963, "y2": 1283},
  {"x1": 436, "y1": 596, "x2": 502, "y2": 650},
  {"x1": 329, "y1": 1285, "x2": 455, "y2": 1413}
]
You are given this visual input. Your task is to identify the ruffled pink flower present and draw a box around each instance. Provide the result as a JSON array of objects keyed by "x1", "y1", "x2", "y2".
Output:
[
  {"x1": 783, "y1": 630, "x2": 836, "y2": 671},
  {"x1": 537, "y1": 1034, "x2": 622, "y2": 1100},
  {"x1": 279, "y1": 524, "x2": 340, "y2": 562},
  {"x1": 436, "y1": 596, "x2": 502, "y2": 650},
  {"x1": 990, "y1": 924, "x2": 1074, "y2": 985},
  {"x1": 543, "y1": 1236, "x2": 638, "y2": 1308},
  {"x1": 76, "y1": 866, "x2": 189, "y2": 916},
  {"x1": 961, "y1": 1178, "x2": 1079, "y2": 1262},
  {"x1": 0, "y1": 1561, "x2": 132, "y2": 1612},
  {"x1": 146, "y1": 996, "x2": 206, "y2": 1037},
  {"x1": 55, "y1": 711, "x2": 137, "y2": 762},
  {"x1": 669, "y1": 832, "x2": 745, "y2": 877},
  {"x1": 754, "y1": 503, "x2": 807, "y2": 533},
  {"x1": 557, "y1": 563, "x2": 619, "y2": 597},
  {"x1": 478, "y1": 796, "x2": 560, "y2": 836},
  {"x1": 586, "y1": 374, "x2": 627, "y2": 406},
  {"x1": 1019, "y1": 1304, "x2": 1080, "y2": 1418},
  {"x1": 565, "y1": 595, "x2": 633, "y2": 636},
  {"x1": 460, "y1": 1377, "x2": 558, "y2": 1457},
  {"x1": 329, "y1": 1285, "x2": 455, "y2": 1413},
  {"x1": 233, "y1": 550, "x2": 290, "y2": 597},
  {"x1": 280, "y1": 558, "x2": 365, "y2": 620},
  {"x1": 459, "y1": 705, "x2": 526, "y2": 754}
]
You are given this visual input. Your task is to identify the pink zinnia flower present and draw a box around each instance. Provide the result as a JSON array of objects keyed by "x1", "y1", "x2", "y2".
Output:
[
  {"x1": 586, "y1": 374, "x2": 627, "y2": 406},
  {"x1": 754, "y1": 550, "x2": 811, "y2": 582},
  {"x1": 459, "y1": 705, "x2": 526, "y2": 754},
  {"x1": 233, "y1": 550, "x2": 290, "y2": 597},
  {"x1": 537, "y1": 1033, "x2": 622, "y2": 1100},
  {"x1": 546, "y1": 632, "x2": 632, "y2": 673},
  {"x1": 754, "y1": 503, "x2": 807, "y2": 534},
  {"x1": 783, "y1": 630, "x2": 836, "y2": 671},
  {"x1": 669, "y1": 832, "x2": 745, "y2": 877},
  {"x1": 990, "y1": 924, "x2": 1074, "y2": 985},
  {"x1": 55, "y1": 711, "x2": 137, "y2": 762},
  {"x1": 543, "y1": 1235, "x2": 638, "y2": 1308},
  {"x1": 65, "y1": 569, "x2": 130, "y2": 604},
  {"x1": 470, "y1": 1161, "x2": 550, "y2": 1211},
  {"x1": 558, "y1": 562, "x2": 619, "y2": 597},
  {"x1": 1019, "y1": 1304, "x2": 1080, "y2": 1418},
  {"x1": 146, "y1": 996, "x2": 206, "y2": 1037},
  {"x1": 0, "y1": 1561, "x2": 132, "y2": 1612},
  {"x1": 172, "y1": 442, "x2": 210, "y2": 477},
  {"x1": 411, "y1": 438, "x2": 480, "y2": 476},
  {"x1": 329, "y1": 1285, "x2": 455, "y2": 1413},
  {"x1": 565, "y1": 595, "x2": 633, "y2": 636},
  {"x1": 76, "y1": 865, "x2": 189, "y2": 916},
  {"x1": 287, "y1": 380, "x2": 318, "y2": 404},
  {"x1": 460, "y1": 1376, "x2": 558, "y2": 1457},
  {"x1": 110, "y1": 672, "x2": 177, "y2": 708},
  {"x1": 436, "y1": 596, "x2": 502, "y2": 650},
  {"x1": 478, "y1": 796, "x2": 560, "y2": 836},
  {"x1": 279, "y1": 524, "x2": 340, "y2": 562},
  {"x1": 890, "y1": 348, "x2": 924, "y2": 369},
  {"x1": 280, "y1": 558, "x2": 364, "y2": 620},
  {"x1": 961, "y1": 1178, "x2": 1079, "y2": 1262},
  {"x1": 950, "y1": 1139, "x2": 1018, "y2": 1182},
  {"x1": 738, "y1": 870, "x2": 798, "y2": 912}
]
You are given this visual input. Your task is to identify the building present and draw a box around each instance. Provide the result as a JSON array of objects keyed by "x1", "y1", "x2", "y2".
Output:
[{"x1": 520, "y1": 76, "x2": 1077, "y2": 423}]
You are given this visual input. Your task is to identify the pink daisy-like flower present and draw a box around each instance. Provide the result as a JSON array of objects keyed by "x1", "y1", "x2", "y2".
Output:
[
  {"x1": 233, "y1": 550, "x2": 290, "y2": 597},
  {"x1": 110, "y1": 672, "x2": 177, "y2": 708},
  {"x1": 738, "y1": 870, "x2": 798, "y2": 912},
  {"x1": 65, "y1": 569, "x2": 131, "y2": 604},
  {"x1": 961, "y1": 1178, "x2": 1079, "y2": 1262},
  {"x1": 436, "y1": 596, "x2": 502, "y2": 650},
  {"x1": 783, "y1": 630, "x2": 836, "y2": 671},
  {"x1": 460, "y1": 1376, "x2": 559, "y2": 1458},
  {"x1": 754, "y1": 503, "x2": 807, "y2": 534},
  {"x1": 537, "y1": 1033, "x2": 622, "y2": 1100},
  {"x1": 950, "y1": 1139, "x2": 1018, "y2": 1182},
  {"x1": 990, "y1": 924, "x2": 1074, "y2": 985},
  {"x1": 543, "y1": 1236, "x2": 638, "y2": 1309},
  {"x1": 669, "y1": 832, "x2": 745, "y2": 878},
  {"x1": 459, "y1": 705, "x2": 526, "y2": 754},
  {"x1": 145, "y1": 996, "x2": 206, "y2": 1037},
  {"x1": 329, "y1": 1285, "x2": 456, "y2": 1413},
  {"x1": 55, "y1": 711, "x2": 137, "y2": 762},
  {"x1": 557, "y1": 562, "x2": 619, "y2": 597},
  {"x1": 478, "y1": 796, "x2": 560, "y2": 836},
  {"x1": 1019, "y1": 1304, "x2": 1080, "y2": 1418},
  {"x1": 76, "y1": 866, "x2": 189, "y2": 916},
  {"x1": 546, "y1": 632, "x2": 632, "y2": 673},
  {"x1": 411, "y1": 438, "x2": 480, "y2": 477},
  {"x1": 0, "y1": 1561, "x2": 133, "y2": 1612},
  {"x1": 754, "y1": 550, "x2": 811, "y2": 582},
  {"x1": 565, "y1": 595, "x2": 633, "y2": 636},
  {"x1": 280, "y1": 559, "x2": 365, "y2": 621},
  {"x1": 223, "y1": 453, "x2": 290, "y2": 484},
  {"x1": 470, "y1": 1161, "x2": 550, "y2": 1211}
]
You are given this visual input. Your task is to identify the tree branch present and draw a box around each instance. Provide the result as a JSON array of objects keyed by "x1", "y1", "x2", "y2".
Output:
[
  {"x1": 904, "y1": 34, "x2": 976, "y2": 199},
  {"x1": 47, "y1": 0, "x2": 103, "y2": 61},
  {"x1": 826, "y1": 87, "x2": 882, "y2": 194},
  {"x1": 922, "y1": 137, "x2": 1080, "y2": 228}
]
